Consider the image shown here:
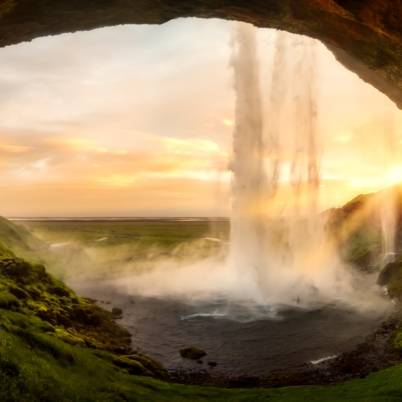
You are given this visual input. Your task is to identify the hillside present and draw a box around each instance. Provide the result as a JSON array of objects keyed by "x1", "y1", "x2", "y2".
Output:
[{"x1": 0, "y1": 211, "x2": 401, "y2": 400}]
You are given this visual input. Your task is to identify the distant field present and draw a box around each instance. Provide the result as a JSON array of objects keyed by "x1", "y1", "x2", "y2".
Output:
[
  {"x1": 17, "y1": 219, "x2": 230, "y2": 250},
  {"x1": 13, "y1": 219, "x2": 230, "y2": 281}
]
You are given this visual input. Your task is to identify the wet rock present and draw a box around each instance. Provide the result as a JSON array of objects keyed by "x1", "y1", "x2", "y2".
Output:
[
  {"x1": 83, "y1": 297, "x2": 97, "y2": 304},
  {"x1": 111, "y1": 307, "x2": 123, "y2": 318},
  {"x1": 112, "y1": 353, "x2": 168, "y2": 379},
  {"x1": 124, "y1": 353, "x2": 168, "y2": 379},
  {"x1": 180, "y1": 346, "x2": 207, "y2": 360},
  {"x1": 378, "y1": 261, "x2": 402, "y2": 299},
  {"x1": 229, "y1": 376, "x2": 260, "y2": 388},
  {"x1": 113, "y1": 356, "x2": 148, "y2": 376}
]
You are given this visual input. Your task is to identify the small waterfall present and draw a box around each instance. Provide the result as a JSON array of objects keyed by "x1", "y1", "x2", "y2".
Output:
[
  {"x1": 379, "y1": 187, "x2": 397, "y2": 265},
  {"x1": 379, "y1": 118, "x2": 398, "y2": 266}
]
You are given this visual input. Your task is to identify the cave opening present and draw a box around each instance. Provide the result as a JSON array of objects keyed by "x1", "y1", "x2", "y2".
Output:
[{"x1": 0, "y1": 17, "x2": 401, "y2": 379}]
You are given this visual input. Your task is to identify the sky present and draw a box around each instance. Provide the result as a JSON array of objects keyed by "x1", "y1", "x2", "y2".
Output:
[{"x1": 0, "y1": 18, "x2": 401, "y2": 217}]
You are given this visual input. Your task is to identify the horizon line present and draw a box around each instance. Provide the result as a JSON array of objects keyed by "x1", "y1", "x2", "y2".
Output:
[{"x1": 8, "y1": 216, "x2": 230, "y2": 221}]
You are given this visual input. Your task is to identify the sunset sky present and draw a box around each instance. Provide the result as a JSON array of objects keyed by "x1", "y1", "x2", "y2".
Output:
[{"x1": 0, "y1": 18, "x2": 401, "y2": 217}]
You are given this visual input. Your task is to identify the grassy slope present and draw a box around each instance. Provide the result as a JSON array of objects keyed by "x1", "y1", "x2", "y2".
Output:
[
  {"x1": 1, "y1": 218, "x2": 402, "y2": 400},
  {"x1": 2, "y1": 317, "x2": 402, "y2": 402}
]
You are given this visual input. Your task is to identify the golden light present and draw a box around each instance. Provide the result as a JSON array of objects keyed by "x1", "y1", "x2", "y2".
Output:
[
  {"x1": 0, "y1": 143, "x2": 32, "y2": 154},
  {"x1": 385, "y1": 165, "x2": 402, "y2": 186},
  {"x1": 332, "y1": 130, "x2": 353, "y2": 144},
  {"x1": 222, "y1": 118, "x2": 234, "y2": 127},
  {"x1": 98, "y1": 174, "x2": 136, "y2": 187}
]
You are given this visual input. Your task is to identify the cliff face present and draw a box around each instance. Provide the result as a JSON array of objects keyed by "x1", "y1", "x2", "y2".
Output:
[{"x1": 0, "y1": 0, "x2": 401, "y2": 108}]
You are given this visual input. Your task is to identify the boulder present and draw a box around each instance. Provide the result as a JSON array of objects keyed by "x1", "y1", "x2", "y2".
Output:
[
  {"x1": 378, "y1": 261, "x2": 402, "y2": 300},
  {"x1": 180, "y1": 346, "x2": 207, "y2": 360}
]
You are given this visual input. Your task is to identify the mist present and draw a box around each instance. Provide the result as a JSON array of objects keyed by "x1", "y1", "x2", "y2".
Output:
[{"x1": 28, "y1": 24, "x2": 393, "y2": 318}]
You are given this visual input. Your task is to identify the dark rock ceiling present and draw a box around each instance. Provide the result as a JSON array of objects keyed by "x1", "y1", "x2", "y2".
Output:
[{"x1": 0, "y1": 0, "x2": 401, "y2": 108}]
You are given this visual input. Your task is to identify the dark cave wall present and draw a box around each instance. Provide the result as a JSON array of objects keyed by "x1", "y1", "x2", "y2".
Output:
[{"x1": 0, "y1": 0, "x2": 401, "y2": 108}]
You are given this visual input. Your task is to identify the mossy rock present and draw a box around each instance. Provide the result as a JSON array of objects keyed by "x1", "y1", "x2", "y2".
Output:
[
  {"x1": 378, "y1": 261, "x2": 402, "y2": 299},
  {"x1": 393, "y1": 330, "x2": 402, "y2": 349},
  {"x1": 112, "y1": 356, "x2": 150, "y2": 376},
  {"x1": 111, "y1": 307, "x2": 123, "y2": 318},
  {"x1": 0, "y1": 256, "x2": 132, "y2": 354},
  {"x1": 124, "y1": 353, "x2": 168, "y2": 379},
  {"x1": 48, "y1": 285, "x2": 70, "y2": 298},
  {"x1": 0, "y1": 291, "x2": 19, "y2": 309},
  {"x1": 55, "y1": 328, "x2": 86, "y2": 346},
  {"x1": 179, "y1": 346, "x2": 207, "y2": 360},
  {"x1": 8, "y1": 286, "x2": 29, "y2": 300}
]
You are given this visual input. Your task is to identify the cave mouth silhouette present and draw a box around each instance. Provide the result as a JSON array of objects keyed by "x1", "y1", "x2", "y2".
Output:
[{"x1": 0, "y1": 1, "x2": 401, "y2": 108}]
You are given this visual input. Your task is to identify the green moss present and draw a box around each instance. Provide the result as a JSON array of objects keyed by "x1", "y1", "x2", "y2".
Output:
[
  {"x1": 378, "y1": 260, "x2": 402, "y2": 299},
  {"x1": 0, "y1": 291, "x2": 19, "y2": 309},
  {"x1": 339, "y1": 225, "x2": 381, "y2": 270},
  {"x1": 2, "y1": 314, "x2": 402, "y2": 402},
  {"x1": 1, "y1": 217, "x2": 402, "y2": 400},
  {"x1": 393, "y1": 330, "x2": 402, "y2": 349},
  {"x1": 54, "y1": 328, "x2": 86, "y2": 346},
  {"x1": 0, "y1": 241, "x2": 14, "y2": 259}
]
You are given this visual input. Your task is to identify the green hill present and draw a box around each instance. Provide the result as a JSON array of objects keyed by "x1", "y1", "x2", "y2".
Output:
[
  {"x1": 0, "y1": 212, "x2": 401, "y2": 401},
  {"x1": 0, "y1": 217, "x2": 45, "y2": 261}
]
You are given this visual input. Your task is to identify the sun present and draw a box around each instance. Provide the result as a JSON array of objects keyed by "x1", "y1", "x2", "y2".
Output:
[{"x1": 385, "y1": 165, "x2": 402, "y2": 186}]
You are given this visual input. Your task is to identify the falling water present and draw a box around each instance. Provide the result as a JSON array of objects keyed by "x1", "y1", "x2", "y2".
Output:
[
  {"x1": 99, "y1": 22, "x2": 390, "y2": 313},
  {"x1": 229, "y1": 23, "x2": 338, "y2": 305},
  {"x1": 380, "y1": 120, "x2": 398, "y2": 266},
  {"x1": 379, "y1": 189, "x2": 397, "y2": 266}
]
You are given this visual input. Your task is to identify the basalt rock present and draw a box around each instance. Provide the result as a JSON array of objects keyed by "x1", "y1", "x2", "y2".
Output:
[
  {"x1": 180, "y1": 346, "x2": 207, "y2": 360},
  {"x1": 378, "y1": 260, "x2": 402, "y2": 300}
]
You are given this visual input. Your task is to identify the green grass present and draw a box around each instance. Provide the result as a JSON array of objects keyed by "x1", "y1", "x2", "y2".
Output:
[
  {"x1": 2, "y1": 312, "x2": 402, "y2": 402},
  {"x1": 16, "y1": 219, "x2": 229, "y2": 280},
  {"x1": 19, "y1": 219, "x2": 229, "y2": 249},
  {"x1": 0, "y1": 217, "x2": 45, "y2": 262},
  {"x1": 1, "y1": 217, "x2": 402, "y2": 401}
]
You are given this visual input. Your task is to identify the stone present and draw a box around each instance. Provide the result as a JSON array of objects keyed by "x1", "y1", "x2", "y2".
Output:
[{"x1": 179, "y1": 346, "x2": 207, "y2": 360}]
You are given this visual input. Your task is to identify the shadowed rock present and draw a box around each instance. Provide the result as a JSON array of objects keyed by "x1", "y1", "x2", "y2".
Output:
[
  {"x1": 0, "y1": 0, "x2": 401, "y2": 108},
  {"x1": 180, "y1": 346, "x2": 207, "y2": 360}
]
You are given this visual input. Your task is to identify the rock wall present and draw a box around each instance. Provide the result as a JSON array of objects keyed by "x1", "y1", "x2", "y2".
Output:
[{"x1": 0, "y1": 0, "x2": 401, "y2": 108}]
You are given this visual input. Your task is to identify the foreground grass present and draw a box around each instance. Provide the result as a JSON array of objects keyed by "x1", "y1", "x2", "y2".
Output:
[
  {"x1": 3, "y1": 217, "x2": 402, "y2": 401},
  {"x1": 2, "y1": 314, "x2": 402, "y2": 402},
  {"x1": 0, "y1": 255, "x2": 401, "y2": 402}
]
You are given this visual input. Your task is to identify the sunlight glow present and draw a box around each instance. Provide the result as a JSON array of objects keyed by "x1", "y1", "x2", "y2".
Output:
[{"x1": 385, "y1": 165, "x2": 402, "y2": 186}]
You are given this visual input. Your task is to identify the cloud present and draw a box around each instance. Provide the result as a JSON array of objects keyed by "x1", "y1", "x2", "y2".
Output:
[{"x1": 0, "y1": 19, "x2": 400, "y2": 217}]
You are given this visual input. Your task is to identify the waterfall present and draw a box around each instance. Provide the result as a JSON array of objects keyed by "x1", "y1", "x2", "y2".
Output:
[
  {"x1": 380, "y1": 187, "x2": 397, "y2": 265},
  {"x1": 229, "y1": 22, "x2": 268, "y2": 301},
  {"x1": 230, "y1": 23, "x2": 330, "y2": 304}
]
